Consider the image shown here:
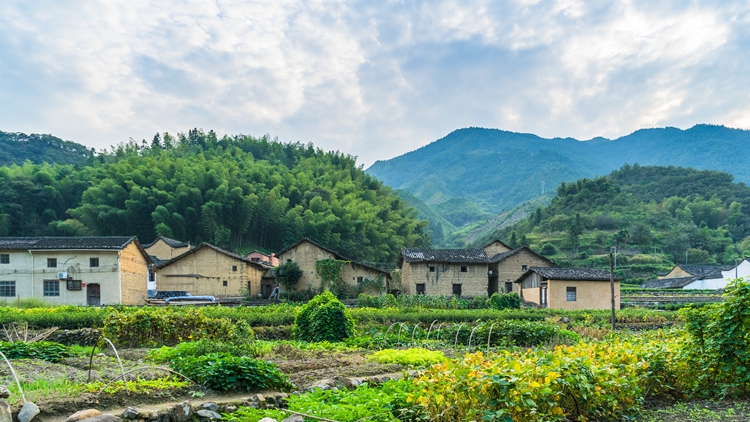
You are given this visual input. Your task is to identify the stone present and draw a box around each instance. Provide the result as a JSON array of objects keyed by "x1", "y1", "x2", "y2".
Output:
[
  {"x1": 195, "y1": 409, "x2": 222, "y2": 420},
  {"x1": 0, "y1": 386, "x2": 9, "y2": 399},
  {"x1": 258, "y1": 418, "x2": 277, "y2": 422},
  {"x1": 121, "y1": 407, "x2": 140, "y2": 420},
  {"x1": 18, "y1": 401, "x2": 40, "y2": 422},
  {"x1": 0, "y1": 399, "x2": 11, "y2": 422},
  {"x1": 169, "y1": 401, "x2": 192, "y2": 422},
  {"x1": 281, "y1": 415, "x2": 304, "y2": 422},
  {"x1": 200, "y1": 403, "x2": 219, "y2": 412},
  {"x1": 79, "y1": 415, "x2": 122, "y2": 422},
  {"x1": 221, "y1": 405, "x2": 237, "y2": 413},
  {"x1": 67, "y1": 409, "x2": 103, "y2": 422}
]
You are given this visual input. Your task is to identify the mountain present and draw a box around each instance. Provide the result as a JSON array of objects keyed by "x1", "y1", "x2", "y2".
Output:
[
  {"x1": 367, "y1": 125, "x2": 750, "y2": 218},
  {"x1": 0, "y1": 131, "x2": 93, "y2": 166}
]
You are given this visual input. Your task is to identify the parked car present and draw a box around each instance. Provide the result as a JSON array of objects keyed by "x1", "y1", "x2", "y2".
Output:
[{"x1": 153, "y1": 291, "x2": 190, "y2": 300}]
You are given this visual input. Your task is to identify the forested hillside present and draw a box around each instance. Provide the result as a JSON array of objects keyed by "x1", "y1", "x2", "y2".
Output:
[
  {"x1": 0, "y1": 131, "x2": 93, "y2": 166},
  {"x1": 0, "y1": 129, "x2": 430, "y2": 266},
  {"x1": 368, "y1": 125, "x2": 750, "y2": 236},
  {"x1": 485, "y1": 165, "x2": 750, "y2": 276}
]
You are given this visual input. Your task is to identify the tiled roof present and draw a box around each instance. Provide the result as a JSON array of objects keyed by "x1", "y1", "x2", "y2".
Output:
[
  {"x1": 488, "y1": 246, "x2": 556, "y2": 265},
  {"x1": 0, "y1": 236, "x2": 137, "y2": 250},
  {"x1": 277, "y1": 238, "x2": 390, "y2": 275},
  {"x1": 677, "y1": 264, "x2": 732, "y2": 279},
  {"x1": 401, "y1": 248, "x2": 490, "y2": 264},
  {"x1": 642, "y1": 276, "x2": 699, "y2": 289},
  {"x1": 154, "y1": 242, "x2": 267, "y2": 270},
  {"x1": 143, "y1": 236, "x2": 190, "y2": 248},
  {"x1": 482, "y1": 239, "x2": 512, "y2": 250},
  {"x1": 517, "y1": 267, "x2": 620, "y2": 282}
]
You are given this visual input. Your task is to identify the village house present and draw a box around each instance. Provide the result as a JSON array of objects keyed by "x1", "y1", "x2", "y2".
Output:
[
  {"x1": 143, "y1": 236, "x2": 192, "y2": 292},
  {"x1": 276, "y1": 238, "x2": 390, "y2": 294},
  {"x1": 399, "y1": 248, "x2": 490, "y2": 297},
  {"x1": 247, "y1": 250, "x2": 279, "y2": 267},
  {"x1": 515, "y1": 267, "x2": 620, "y2": 310},
  {"x1": 0, "y1": 236, "x2": 151, "y2": 306},
  {"x1": 153, "y1": 243, "x2": 268, "y2": 298},
  {"x1": 642, "y1": 261, "x2": 750, "y2": 290},
  {"x1": 486, "y1": 244, "x2": 556, "y2": 295}
]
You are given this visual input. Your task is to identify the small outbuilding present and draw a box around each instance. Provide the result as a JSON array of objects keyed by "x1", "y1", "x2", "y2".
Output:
[
  {"x1": 399, "y1": 248, "x2": 490, "y2": 297},
  {"x1": 515, "y1": 267, "x2": 620, "y2": 310}
]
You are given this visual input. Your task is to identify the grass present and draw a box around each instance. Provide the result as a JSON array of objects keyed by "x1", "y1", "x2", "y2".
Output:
[
  {"x1": 7, "y1": 377, "x2": 82, "y2": 405},
  {"x1": 641, "y1": 401, "x2": 750, "y2": 422}
]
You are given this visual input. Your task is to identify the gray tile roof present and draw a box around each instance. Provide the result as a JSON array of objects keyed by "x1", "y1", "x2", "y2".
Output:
[
  {"x1": 642, "y1": 276, "x2": 699, "y2": 289},
  {"x1": 143, "y1": 236, "x2": 190, "y2": 248},
  {"x1": 677, "y1": 264, "x2": 732, "y2": 279},
  {"x1": 517, "y1": 267, "x2": 620, "y2": 282},
  {"x1": 277, "y1": 238, "x2": 390, "y2": 275},
  {"x1": 488, "y1": 246, "x2": 555, "y2": 265},
  {"x1": 154, "y1": 242, "x2": 268, "y2": 270},
  {"x1": 0, "y1": 236, "x2": 137, "y2": 250},
  {"x1": 401, "y1": 248, "x2": 490, "y2": 264}
]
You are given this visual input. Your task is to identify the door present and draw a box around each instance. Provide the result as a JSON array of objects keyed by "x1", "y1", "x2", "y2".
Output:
[
  {"x1": 488, "y1": 276, "x2": 499, "y2": 295},
  {"x1": 540, "y1": 282, "x2": 548, "y2": 308},
  {"x1": 87, "y1": 283, "x2": 101, "y2": 306},
  {"x1": 261, "y1": 284, "x2": 273, "y2": 299},
  {"x1": 504, "y1": 282, "x2": 514, "y2": 294}
]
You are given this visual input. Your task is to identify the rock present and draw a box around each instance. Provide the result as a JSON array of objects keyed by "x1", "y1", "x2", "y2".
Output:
[
  {"x1": 67, "y1": 409, "x2": 103, "y2": 422},
  {"x1": 0, "y1": 399, "x2": 11, "y2": 422},
  {"x1": 281, "y1": 415, "x2": 304, "y2": 422},
  {"x1": 200, "y1": 403, "x2": 219, "y2": 412},
  {"x1": 79, "y1": 415, "x2": 122, "y2": 422},
  {"x1": 258, "y1": 418, "x2": 277, "y2": 422},
  {"x1": 221, "y1": 405, "x2": 237, "y2": 413},
  {"x1": 0, "y1": 386, "x2": 9, "y2": 399},
  {"x1": 169, "y1": 401, "x2": 192, "y2": 422},
  {"x1": 18, "y1": 402, "x2": 40, "y2": 422},
  {"x1": 195, "y1": 409, "x2": 222, "y2": 420},
  {"x1": 121, "y1": 407, "x2": 140, "y2": 420}
]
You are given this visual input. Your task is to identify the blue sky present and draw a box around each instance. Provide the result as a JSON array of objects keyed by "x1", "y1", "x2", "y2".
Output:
[{"x1": 1, "y1": 1, "x2": 748, "y2": 166}]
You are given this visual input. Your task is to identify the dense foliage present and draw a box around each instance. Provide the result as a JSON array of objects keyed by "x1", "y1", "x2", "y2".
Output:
[
  {"x1": 484, "y1": 165, "x2": 750, "y2": 272},
  {"x1": 293, "y1": 291, "x2": 355, "y2": 342},
  {"x1": 171, "y1": 353, "x2": 294, "y2": 392},
  {"x1": 0, "y1": 341, "x2": 72, "y2": 362},
  {"x1": 0, "y1": 130, "x2": 93, "y2": 167},
  {"x1": 0, "y1": 129, "x2": 429, "y2": 264},
  {"x1": 367, "y1": 348, "x2": 447, "y2": 367}
]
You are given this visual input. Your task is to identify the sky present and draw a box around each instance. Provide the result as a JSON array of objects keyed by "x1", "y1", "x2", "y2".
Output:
[{"x1": 1, "y1": 0, "x2": 749, "y2": 167}]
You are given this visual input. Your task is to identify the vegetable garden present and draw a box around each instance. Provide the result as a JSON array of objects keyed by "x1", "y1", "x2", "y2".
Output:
[{"x1": 0, "y1": 287, "x2": 749, "y2": 421}]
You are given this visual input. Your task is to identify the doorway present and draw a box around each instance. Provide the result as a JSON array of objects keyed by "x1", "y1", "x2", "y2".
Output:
[{"x1": 87, "y1": 284, "x2": 101, "y2": 306}]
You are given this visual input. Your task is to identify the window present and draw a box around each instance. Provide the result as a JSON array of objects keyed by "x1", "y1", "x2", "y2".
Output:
[
  {"x1": 232, "y1": 265, "x2": 237, "y2": 272},
  {"x1": 429, "y1": 266, "x2": 435, "y2": 272},
  {"x1": 0, "y1": 254, "x2": 8, "y2": 264},
  {"x1": 416, "y1": 283, "x2": 426, "y2": 295},
  {"x1": 149, "y1": 270, "x2": 155, "y2": 282},
  {"x1": 223, "y1": 280, "x2": 228, "y2": 287},
  {"x1": 47, "y1": 258, "x2": 57, "y2": 268},
  {"x1": 67, "y1": 279, "x2": 82, "y2": 290},
  {"x1": 90, "y1": 258, "x2": 99, "y2": 267},
  {"x1": 43, "y1": 280, "x2": 60, "y2": 297},
  {"x1": 0, "y1": 281, "x2": 15, "y2": 297},
  {"x1": 452, "y1": 284, "x2": 462, "y2": 297},
  {"x1": 460, "y1": 266, "x2": 468, "y2": 272},
  {"x1": 357, "y1": 276, "x2": 363, "y2": 283},
  {"x1": 247, "y1": 282, "x2": 252, "y2": 295},
  {"x1": 287, "y1": 259, "x2": 292, "y2": 263},
  {"x1": 566, "y1": 287, "x2": 577, "y2": 302},
  {"x1": 522, "y1": 265, "x2": 528, "y2": 272},
  {"x1": 505, "y1": 282, "x2": 514, "y2": 293}
]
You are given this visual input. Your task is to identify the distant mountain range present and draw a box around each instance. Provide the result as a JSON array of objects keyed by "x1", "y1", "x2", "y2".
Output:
[
  {"x1": 0, "y1": 131, "x2": 93, "y2": 166},
  {"x1": 367, "y1": 124, "x2": 750, "y2": 245}
]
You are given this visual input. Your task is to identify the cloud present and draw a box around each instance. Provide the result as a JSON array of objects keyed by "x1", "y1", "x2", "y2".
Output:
[{"x1": 0, "y1": 0, "x2": 749, "y2": 165}]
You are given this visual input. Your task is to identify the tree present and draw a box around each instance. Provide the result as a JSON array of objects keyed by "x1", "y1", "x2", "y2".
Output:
[
  {"x1": 568, "y1": 213, "x2": 583, "y2": 254},
  {"x1": 275, "y1": 261, "x2": 303, "y2": 292}
]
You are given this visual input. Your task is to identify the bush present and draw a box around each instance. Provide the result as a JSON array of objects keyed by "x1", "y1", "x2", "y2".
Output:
[
  {"x1": 103, "y1": 307, "x2": 253, "y2": 347},
  {"x1": 148, "y1": 339, "x2": 261, "y2": 363},
  {"x1": 0, "y1": 341, "x2": 73, "y2": 362},
  {"x1": 367, "y1": 348, "x2": 447, "y2": 367},
  {"x1": 0, "y1": 306, "x2": 106, "y2": 329},
  {"x1": 293, "y1": 291, "x2": 355, "y2": 342},
  {"x1": 488, "y1": 292, "x2": 521, "y2": 310},
  {"x1": 275, "y1": 261, "x2": 303, "y2": 292},
  {"x1": 171, "y1": 353, "x2": 293, "y2": 392},
  {"x1": 540, "y1": 243, "x2": 557, "y2": 256}
]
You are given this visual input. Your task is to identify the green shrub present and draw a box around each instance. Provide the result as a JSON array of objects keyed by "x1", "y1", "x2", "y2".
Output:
[
  {"x1": 103, "y1": 307, "x2": 253, "y2": 347},
  {"x1": 0, "y1": 341, "x2": 72, "y2": 362},
  {"x1": 171, "y1": 353, "x2": 293, "y2": 392},
  {"x1": 293, "y1": 291, "x2": 355, "y2": 342},
  {"x1": 275, "y1": 261, "x2": 303, "y2": 292},
  {"x1": 148, "y1": 339, "x2": 261, "y2": 363},
  {"x1": 488, "y1": 292, "x2": 521, "y2": 310},
  {"x1": 0, "y1": 306, "x2": 106, "y2": 329},
  {"x1": 367, "y1": 348, "x2": 447, "y2": 367}
]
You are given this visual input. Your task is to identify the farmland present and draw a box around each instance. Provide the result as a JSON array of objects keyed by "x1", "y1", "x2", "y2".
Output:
[{"x1": 0, "y1": 288, "x2": 748, "y2": 421}]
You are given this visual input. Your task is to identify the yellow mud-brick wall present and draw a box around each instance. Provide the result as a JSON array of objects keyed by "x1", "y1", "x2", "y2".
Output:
[
  {"x1": 156, "y1": 247, "x2": 250, "y2": 297},
  {"x1": 144, "y1": 240, "x2": 189, "y2": 261},
  {"x1": 547, "y1": 280, "x2": 620, "y2": 310},
  {"x1": 521, "y1": 287, "x2": 543, "y2": 305},
  {"x1": 245, "y1": 264, "x2": 265, "y2": 298},
  {"x1": 407, "y1": 262, "x2": 489, "y2": 297},
  {"x1": 340, "y1": 262, "x2": 387, "y2": 295},
  {"x1": 278, "y1": 241, "x2": 335, "y2": 290},
  {"x1": 120, "y1": 242, "x2": 149, "y2": 305},
  {"x1": 659, "y1": 266, "x2": 691, "y2": 279},
  {"x1": 496, "y1": 249, "x2": 554, "y2": 294},
  {"x1": 401, "y1": 262, "x2": 413, "y2": 294},
  {"x1": 483, "y1": 241, "x2": 512, "y2": 257}
]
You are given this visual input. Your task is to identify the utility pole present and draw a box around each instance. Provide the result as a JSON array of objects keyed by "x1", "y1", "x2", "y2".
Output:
[
  {"x1": 686, "y1": 250, "x2": 688, "y2": 265},
  {"x1": 610, "y1": 252, "x2": 616, "y2": 330}
]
